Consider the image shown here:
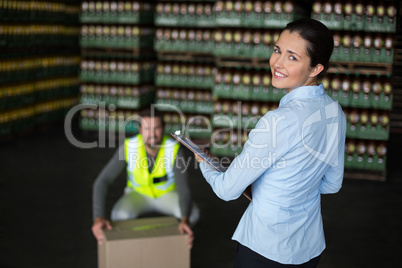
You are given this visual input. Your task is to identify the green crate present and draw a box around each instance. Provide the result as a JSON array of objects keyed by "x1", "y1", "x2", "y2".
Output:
[
  {"x1": 250, "y1": 86, "x2": 270, "y2": 101},
  {"x1": 340, "y1": 46, "x2": 353, "y2": 62},
  {"x1": 157, "y1": 97, "x2": 173, "y2": 109},
  {"x1": 171, "y1": 39, "x2": 184, "y2": 52},
  {"x1": 182, "y1": 75, "x2": 195, "y2": 87},
  {"x1": 243, "y1": 11, "x2": 263, "y2": 28},
  {"x1": 187, "y1": 128, "x2": 213, "y2": 140},
  {"x1": 81, "y1": 12, "x2": 153, "y2": 24},
  {"x1": 196, "y1": 15, "x2": 216, "y2": 27},
  {"x1": 372, "y1": 93, "x2": 392, "y2": 110},
  {"x1": 155, "y1": 14, "x2": 180, "y2": 26},
  {"x1": 154, "y1": 38, "x2": 166, "y2": 51},
  {"x1": 104, "y1": 119, "x2": 140, "y2": 134},
  {"x1": 117, "y1": 94, "x2": 155, "y2": 109},
  {"x1": 243, "y1": 116, "x2": 259, "y2": 129},
  {"x1": 80, "y1": 70, "x2": 154, "y2": 85},
  {"x1": 351, "y1": 47, "x2": 367, "y2": 63},
  {"x1": 210, "y1": 143, "x2": 242, "y2": 158},
  {"x1": 333, "y1": 91, "x2": 351, "y2": 107},
  {"x1": 232, "y1": 85, "x2": 251, "y2": 100},
  {"x1": 213, "y1": 84, "x2": 232, "y2": 99},
  {"x1": 270, "y1": 87, "x2": 286, "y2": 102},
  {"x1": 155, "y1": 74, "x2": 174, "y2": 87},
  {"x1": 213, "y1": 43, "x2": 224, "y2": 57},
  {"x1": 367, "y1": 154, "x2": 386, "y2": 171},
  {"x1": 317, "y1": 13, "x2": 344, "y2": 30},
  {"x1": 384, "y1": 49, "x2": 394, "y2": 64},
  {"x1": 214, "y1": 42, "x2": 235, "y2": 57},
  {"x1": 239, "y1": 42, "x2": 255, "y2": 58},
  {"x1": 342, "y1": 13, "x2": 365, "y2": 31},
  {"x1": 250, "y1": 43, "x2": 266, "y2": 58},
  {"x1": 198, "y1": 77, "x2": 214, "y2": 89},
  {"x1": 361, "y1": 47, "x2": 373, "y2": 63},
  {"x1": 121, "y1": 120, "x2": 139, "y2": 134},
  {"x1": 212, "y1": 113, "x2": 236, "y2": 128},
  {"x1": 80, "y1": 14, "x2": 103, "y2": 23},
  {"x1": 194, "y1": 102, "x2": 213, "y2": 114},
  {"x1": 353, "y1": 153, "x2": 367, "y2": 169},
  {"x1": 365, "y1": 15, "x2": 396, "y2": 33},
  {"x1": 357, "y1": 123, "x2": 389, "y2": 140},
  {"x1": 330, "y1": 46, "x2": 342, "y2": 62},
  {"x1": 215, "y1": 11, "x2": 242, "y2": 27},
  {"x1": 346, "y1": 122, "x2": 358, "y2": 138},
  {"x1": 178, "y1": 100, "x2": 190, "y2": 113},
  {"x1": 263, "y1": 12, "x2": 283, "y2": 28},
  {"x1": 181, "y1": 14, "x2": 193, "y2": 27},
  {"x1": 177, "y1": 75, "x2": 189, "y2": 87},
  {"x1": 344, "y1": 152, "x2": 357, "y2": 168},
  {"x1": 350, "y1": 91, "x2": 372, "y2": 108}
]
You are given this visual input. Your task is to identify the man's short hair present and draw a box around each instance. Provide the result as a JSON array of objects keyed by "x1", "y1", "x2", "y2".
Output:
[{"x1": 139, "y1": 106, "x2": 165, "y2": 128}]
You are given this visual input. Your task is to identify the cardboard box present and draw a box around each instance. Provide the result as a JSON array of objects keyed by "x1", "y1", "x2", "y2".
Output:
[{"x1": 98, "y1": 217, "x2": 189, "y2": 268}]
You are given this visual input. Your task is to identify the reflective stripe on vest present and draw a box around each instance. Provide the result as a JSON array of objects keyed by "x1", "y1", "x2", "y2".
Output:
[{"x1": 124, "y1": 134, "x2": 180, "y2": 198}]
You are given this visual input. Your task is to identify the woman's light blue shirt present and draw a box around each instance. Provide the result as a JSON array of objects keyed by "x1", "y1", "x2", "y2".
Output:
[{"x1": 200, "y1": 84, "x2": 347, "y2": 264}]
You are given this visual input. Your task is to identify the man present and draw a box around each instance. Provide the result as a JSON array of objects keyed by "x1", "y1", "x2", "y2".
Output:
[{"x1": 91, "y1": 106, "x2": 199, "y2": 247}]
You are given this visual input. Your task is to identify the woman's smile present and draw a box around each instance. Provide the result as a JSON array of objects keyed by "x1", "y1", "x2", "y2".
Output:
[{"x1": 273, "y1": 70, "x2": 287, "y2": 79}]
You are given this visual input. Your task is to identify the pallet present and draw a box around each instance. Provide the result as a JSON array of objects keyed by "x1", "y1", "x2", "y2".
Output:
[
  {"x1": 328, "y1": 61, "x2": 393, "y2": 76},
  {"x1": 215, "y1": 56, "x2": 270, "y2": 69},
  {"x1": 157, "y1": 51, "x2": 215, "y2": 63},
  {"x1": 344, "y1": 168, "x2": 387, "y2": 181}
]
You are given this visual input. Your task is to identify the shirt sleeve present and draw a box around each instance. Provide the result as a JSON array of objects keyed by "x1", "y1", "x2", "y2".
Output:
[
  {"x1": 200, "y1": 111, "x2": 290, "y2": 201},
  {"x1": 173, "y1": 146, "x2": 192, "y2": 218},
  {"x1": 319, "y1": 122, "x2": 346, "y2": 194},
  {"x1": 93, "y1": 144, "x2": 126, "y2": 220}
]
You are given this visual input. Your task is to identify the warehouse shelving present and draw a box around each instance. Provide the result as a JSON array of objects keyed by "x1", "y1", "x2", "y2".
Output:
[
  {"x1": 0, "y1": 0, "x2": 81, "y2": 138},
  {"x1": 79, "y1": 1, "x2": 156, "y2": 134}
]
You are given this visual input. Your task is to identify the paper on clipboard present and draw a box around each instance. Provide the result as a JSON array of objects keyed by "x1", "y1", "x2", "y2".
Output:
[{"x1": 170, "y1": 130, "x2": 226, "y2": 172}]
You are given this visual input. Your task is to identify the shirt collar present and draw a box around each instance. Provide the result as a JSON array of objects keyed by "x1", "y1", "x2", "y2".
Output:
[{"x1": 279, "y1": 84, "x2": 325, "y2": 107}]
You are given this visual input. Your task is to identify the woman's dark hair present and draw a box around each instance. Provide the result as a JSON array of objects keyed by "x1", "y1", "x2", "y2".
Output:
[{"x1": 283, "y1": 18, "x2": 334, "y2": 81}]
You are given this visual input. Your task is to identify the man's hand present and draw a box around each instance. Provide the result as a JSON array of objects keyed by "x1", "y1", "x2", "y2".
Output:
[
  {"x1": 91, "y1": 217, "x2": 112, "y2": 245},
  {"x1": 178, "y1": 217, "x2": 194, "y2": 248}
]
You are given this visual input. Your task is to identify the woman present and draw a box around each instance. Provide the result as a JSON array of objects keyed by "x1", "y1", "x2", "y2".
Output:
[{"x1": 196, "y1": 18, "x2": 346, "y2": 267}]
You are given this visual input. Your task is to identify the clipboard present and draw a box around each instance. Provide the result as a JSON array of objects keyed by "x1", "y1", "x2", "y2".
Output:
[
  {"x1": 170, "y1": 130, "x2": 226, "y2": 172},
  {"x1": 170, "y1": 130, "x2": 252, "y2": 201}
]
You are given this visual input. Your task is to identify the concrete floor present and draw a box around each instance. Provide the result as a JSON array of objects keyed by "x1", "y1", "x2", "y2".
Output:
[{"x1": 0, "y1": 122, "x2": 401, "y2": 268}]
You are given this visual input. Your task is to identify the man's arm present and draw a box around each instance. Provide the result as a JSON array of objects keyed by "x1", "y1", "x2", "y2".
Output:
[
  {"x1": 173, "y1": 146, "x2": 194, "y2": 248},
  {"x1": 173, "y1": 146, "x2": 192, "y2": 219},
  {"x1": 93, "y1": 144, "x2": 126, "y2": 219},
  {"x1": 92, "y1": 144, "x2": 126, "y2": 244}
]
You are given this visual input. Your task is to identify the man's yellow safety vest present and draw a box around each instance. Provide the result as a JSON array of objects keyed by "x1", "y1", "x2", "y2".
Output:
[{"x1": 124, "y1": 134, "x2": 180, "y2": 198}]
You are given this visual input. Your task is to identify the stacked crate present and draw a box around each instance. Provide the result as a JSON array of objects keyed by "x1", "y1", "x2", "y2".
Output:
[
  {"x1": 312, "y1": 0, "x2": 397, "y2": 177},
  {"x1": 210, "y1": 0, "x2": 308, "y2": 156},
  {"x1": 79, "y1": 1, "x2": 156, "y2": 134},
  {"x1": 0, "y1": 1, "x2": 81, "y2": 137},
  {"x1": 154, "y1": 1, "x2": 216, "y2": 140}
]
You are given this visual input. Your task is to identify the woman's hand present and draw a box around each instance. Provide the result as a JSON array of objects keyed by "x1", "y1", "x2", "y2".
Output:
[
  {"x1": 194, "y1": 148, "x2": 213, "y2": 163},
  {"x1": 194, "y1": 153, "x2": 204, "y2": 163}
]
